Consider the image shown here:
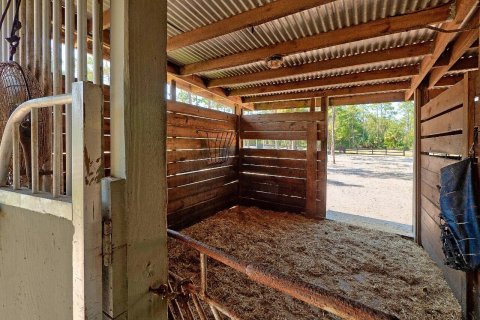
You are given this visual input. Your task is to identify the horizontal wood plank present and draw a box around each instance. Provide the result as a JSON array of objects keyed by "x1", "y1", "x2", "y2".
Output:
[
  {"x1": 241, "y1": 148, "x2": 306, "y2": 159},
  {"x1": 168, "y1": 167, "x2": 237, "y2": 188},
  {"x1": 421, "y1": 106, "x2": 464, "y2": 137},
  {"x1": 421, "y1": 80, "x2": 464, "y2": 121},
  {"x1": 242, "y1": 112, "x2": 325, "y2": 123},
  {"x1": 421, "y1": 134, "x2": 464, "y2": 155}
]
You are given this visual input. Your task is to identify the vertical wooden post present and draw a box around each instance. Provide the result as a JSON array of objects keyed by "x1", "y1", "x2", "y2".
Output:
[
  {"x1": 235, "y1": 105, "x2": 242, "y2": 203},
  {"x1": 306, "y1": 98, "x2": 319, "y2": 218},
  {"x1": 171, "y1": 79, "x2": 177, "y2": 101},
  {"x1": 110, "y1": 1, "x2": 168, "y2": 318},
  {"x1": 330, "y1": 101, "x2": 336, "y2": 164},
  {"x1": 72, "y1": 81, "x2": 104, "y2": 320},
  {"x1": 92, "y1": 0, "x2": 103, "y2": 85},
  {"x1": 65, "y1": 0, "x2": 75, "y2": 196},
  {"x1": 414, "y1": 83, "x2": 427, "y2": 245},
  {"x1": 52, "y1": 0, "x2": 62, "y2": 197},
  {"x1": 318, "y1": 97, "x2": 328, "y2": 218},
  {"x1": 77, "y1": 0, "x2": 87, "y2": 81}
]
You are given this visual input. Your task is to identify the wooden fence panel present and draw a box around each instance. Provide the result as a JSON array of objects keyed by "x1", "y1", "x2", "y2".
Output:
[
  {"x1": 166, "y1": 101, "x2": 239, "y2": 228},
  {"x1": 239, "y1": 106, "x2": 327, "y2": 218}
]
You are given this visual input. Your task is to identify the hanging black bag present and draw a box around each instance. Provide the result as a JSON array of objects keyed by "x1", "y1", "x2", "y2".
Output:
[{"x1": 439, "y1": 127, "x2": 480, "y2": 271}]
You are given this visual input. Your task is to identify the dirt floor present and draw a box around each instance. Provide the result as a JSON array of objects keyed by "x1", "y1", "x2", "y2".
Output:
[
  {"x1": 327, "y1": 154, "x2": 413, "y2": 236},
  {"x1": 169, "y1": 207, "x2": 461, "y2": 320}
]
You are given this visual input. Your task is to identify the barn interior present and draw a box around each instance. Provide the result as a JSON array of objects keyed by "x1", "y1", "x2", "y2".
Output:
[{"x1": 0, "y1": 0, "x2": 479, "y2": 319}]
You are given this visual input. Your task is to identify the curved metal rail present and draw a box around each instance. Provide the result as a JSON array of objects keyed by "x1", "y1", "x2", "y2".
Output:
[
  {"x1": 168, "y1": 228, "x2": 399, "y2": 320},
  {"x1": 0, "y1": 93, "x2": 72, "y2": 186}
]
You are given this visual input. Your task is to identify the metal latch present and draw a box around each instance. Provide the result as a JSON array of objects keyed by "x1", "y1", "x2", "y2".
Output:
[{"x1": 103, "y1": 219, "x2": 112, "y2": 266}]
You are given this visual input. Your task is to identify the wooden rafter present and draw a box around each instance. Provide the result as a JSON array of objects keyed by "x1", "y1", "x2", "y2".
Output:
[
  {"x1": 428, "y1": 10, "x2": 479, "y2": 88},
  {"x1": 229, "y1": 65, "x2": 419, "y2": 97},
  {"x1": 242, "y1": 81, "x2": 411, "y2": 103},
  {"x1": 405, "y1": 0, "x2": 478, "y2": 99},
  {"x1": 253, "y1": 92, "x2": 411, "y2": 110},
  {"x1": 180, "y1": 4, "x2": 452, "y2": 75},
  {"x1": 167, "y1": 0, "x2": 336, "y2": 52},
  {"x1": 208, "y1": 42, "x2": 432, "y2": 88},
  {"x1": 329, "y1": 92, "x2": 411, "y2": 106}
]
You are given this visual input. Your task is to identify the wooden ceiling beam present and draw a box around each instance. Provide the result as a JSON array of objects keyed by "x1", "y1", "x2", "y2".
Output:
[
  {"x1": 428, "y1": 10, "x2": 479, "y2": 88},
  {"x1": 208, "y1": 42, "x2": 431, "y2": 88},
  {"x1": 242, "y1": 81, "x2": 411, "y2": 103},
  {"x1": 254, "y1": 100, "x2": 313, "y2": 110},
  {"x1": 167, "y1": 0, "x2": 336, "y2": 52},
  {"x1": 329, "y1": 92, "x2": 411, "y2": 106},
  {"x1": 450, "y1": 54, "x2": 478, "y2": 71},
  {"x1": 229, "y1": 65, "x2": 418, "y2": 97},
  {"x1": 180, "y1": 4, "x2": 452, "y2": 75},
  {"x1": 405, "y1": 0, "x2": 478, "y2": 99}
]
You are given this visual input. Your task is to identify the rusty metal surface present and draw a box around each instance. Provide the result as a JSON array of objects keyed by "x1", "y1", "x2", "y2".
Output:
[{"x1": 168, "y1": 229, "x2": 399, "y2": 320}]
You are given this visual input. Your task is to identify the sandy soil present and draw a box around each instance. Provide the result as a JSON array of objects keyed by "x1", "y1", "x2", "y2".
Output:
[
  {"x1": 327, "y1": 154, "x2": 413, "y2": 236},
  {"x1": 169, "y1": 207, "x2": 461, "y2": 320}
]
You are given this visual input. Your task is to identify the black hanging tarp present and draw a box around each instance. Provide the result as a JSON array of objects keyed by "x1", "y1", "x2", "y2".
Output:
[{"x1": 440, "y1": 157, "x2": 480, "y2": 271}]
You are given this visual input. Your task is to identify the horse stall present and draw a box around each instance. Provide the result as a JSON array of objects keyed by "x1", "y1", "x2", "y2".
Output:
[{"x1": 0, "y1": 1, "x2": 480, "y2": 320}]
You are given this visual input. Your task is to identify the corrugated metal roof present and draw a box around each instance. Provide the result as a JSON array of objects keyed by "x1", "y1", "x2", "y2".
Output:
[{"x1": 166, "y1": 0, "x2": 450, "y2": 79}]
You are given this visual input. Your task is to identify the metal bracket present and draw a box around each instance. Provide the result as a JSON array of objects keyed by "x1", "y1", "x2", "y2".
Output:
[
  {"x1": 150, "y1": 284, "x2": 178, "y2": 301},
  {"x1": 103, "y1": 219, "x2": 112, "y2": 266}
]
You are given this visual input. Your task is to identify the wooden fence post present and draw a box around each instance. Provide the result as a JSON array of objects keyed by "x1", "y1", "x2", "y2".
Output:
[
  {"x1": 71, "y1": 81, "x2": 104, "y2": 320},
  {"x1": 306, "y1": 97, "x2": 327, "y2": 219}
]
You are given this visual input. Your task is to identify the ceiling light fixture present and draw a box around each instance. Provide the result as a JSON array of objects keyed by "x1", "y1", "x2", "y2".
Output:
[{"x1": 266, "y1": 54, "x2": 284, "y2": 69}]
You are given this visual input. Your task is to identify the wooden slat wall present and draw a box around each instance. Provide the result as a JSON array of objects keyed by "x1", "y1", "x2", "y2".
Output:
[
  {"x1": 166, "y1": 101, "x2": 239, "y2": 228},
  {"x1": 239, "y1": 109, "x2": 327, "y2": 216},
  {"x1": 418, "y1": 73, "x2": 478, "y2": 315}
]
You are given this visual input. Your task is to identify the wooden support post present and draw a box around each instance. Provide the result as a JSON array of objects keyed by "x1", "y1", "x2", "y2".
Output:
[
  {"x1": 102, "y1": 177, "x2": 128, "y2": 319},
  {"x1": 110, "y1": 1, "x2": 168, "y2": 318},
  {"x1": 171, "y1": 79, "x2": 177, "y2": 101},
  {"x1": 414, "y1": 83, "x2": 428, "y2": 245},
  {"x1": 235, "y1": 105, "x2": 242, "y2": 204},
  {"x1": 306, "y1": 98, "x2": 321, "y2": 218},
  {"x1": 318, "y1": 97, "x2": 328, "y2": 218},
  {"x1": 71, "y1": 81, "x2": 104, "y2": 320}
]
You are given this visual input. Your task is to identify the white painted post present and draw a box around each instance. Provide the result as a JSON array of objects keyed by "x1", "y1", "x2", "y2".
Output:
[
  {"x1": 71, "y1": 81, "x2": 104, "y2": 320},
  {"x1": 110, "y1": 1, "x2": 168, "y2": 318},
  {"x1": 52, "y1": 0, "x2": 62, "y2": 197},
  {"x1": 77, "y1": 0, "x2": 87, "y2": 81},
  {"x1": 65, "y1": 0, "x2": 75, "y2": 195},
  {"x1": 92, "y1": 0, "x2": 103, "y2": 85}
]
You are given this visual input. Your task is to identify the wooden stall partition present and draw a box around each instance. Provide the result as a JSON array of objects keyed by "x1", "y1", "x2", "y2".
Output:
[
  {"x1": 166, "y1": 101, "x2": 239, "y2": 228},
  {"x1": 418, "y1": 72, "x2": 478, "y2": 316},
  {"x1": 239, "y1": 104, "x2": 327, "y2": 218}
]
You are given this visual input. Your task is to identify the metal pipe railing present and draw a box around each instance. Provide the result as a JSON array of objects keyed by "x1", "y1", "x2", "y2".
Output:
[
  {"x1": 0, "y1": 94, "x2": 73, "y2": 187},
  {"x1": 168, "y1": 229, "x2": 399, "y2": 320}
]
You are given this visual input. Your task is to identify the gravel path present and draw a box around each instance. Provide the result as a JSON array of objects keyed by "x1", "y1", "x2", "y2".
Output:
[{"x1": 326, "y1": 154, "x2": 413, "y2": 236}]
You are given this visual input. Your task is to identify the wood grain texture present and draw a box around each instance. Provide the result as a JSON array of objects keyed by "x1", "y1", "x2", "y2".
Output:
[{"x1": 110, "y1": 1, "x2": 168, "y2": 318}]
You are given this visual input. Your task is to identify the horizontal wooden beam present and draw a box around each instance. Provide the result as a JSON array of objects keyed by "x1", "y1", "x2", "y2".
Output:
[
  {"x1": 180, "y1": 4, "x2": 452, "y2": 75},
  {"x1": 405, "y1": 0, "x2": 478, "y2": 99},
  {"x1": 254, "y1": 100, "x2": 312, "y2": 110},
  {"x1": 329, "y1": 92, "x2": 410, "y2": 106},
  {"x1": 243, "y1": 81, "x2": 411, "y2": 103},
  {"x1": 428, "y1": 10, "x2": 479, "y2": 88},
  {"x1": 208, "y1": 42, "x2": 432, "y2": 88},
  {"x1": 229, "y1": 65, "x2": 418, "y2": 96},
  {"x1": 167, "y1": 0, "x2": 335, "y2": 51}
]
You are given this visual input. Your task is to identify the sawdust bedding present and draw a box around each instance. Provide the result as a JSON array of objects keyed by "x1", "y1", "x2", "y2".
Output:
[{"x1": 168, "y1": 206, "x2": 461, "y2": 320}]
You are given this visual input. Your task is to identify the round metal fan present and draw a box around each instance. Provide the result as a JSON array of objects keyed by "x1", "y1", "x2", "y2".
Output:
[
  {"x1": 0, "y1": 0, "x2": 48, "y2": 186},
  {"x1": 0, "y1": 62, "x2": 48, "y2": 186}
]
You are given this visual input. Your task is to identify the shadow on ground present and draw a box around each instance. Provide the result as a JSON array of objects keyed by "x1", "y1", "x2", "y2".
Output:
[{"x1": 327, "y1": 210, "x2": 413, "y2": 237}]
